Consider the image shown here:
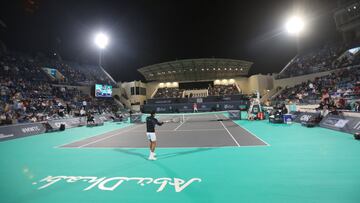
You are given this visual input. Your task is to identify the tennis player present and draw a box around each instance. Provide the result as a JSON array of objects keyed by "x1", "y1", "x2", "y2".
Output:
[
  {"x1": 193, "y1": 103, "x2": 198, "y2": 113},
  {"x1": 146, "y1": 111, "x2": 164, "y2": 160}
]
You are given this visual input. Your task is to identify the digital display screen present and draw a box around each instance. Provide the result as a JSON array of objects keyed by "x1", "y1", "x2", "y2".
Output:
[{"x1": 95, "y1": 84, "x2": 112, "y2": 97}]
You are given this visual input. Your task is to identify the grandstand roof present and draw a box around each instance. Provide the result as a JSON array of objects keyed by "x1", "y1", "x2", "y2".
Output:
[{"x1": 138, "y1": 58, "x2": 253, "y2": 82}]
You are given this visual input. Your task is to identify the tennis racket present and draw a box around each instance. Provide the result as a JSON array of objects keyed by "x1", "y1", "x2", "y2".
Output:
[{"x1": 162, "y1": 117, "x2": 182, "y2": 123}]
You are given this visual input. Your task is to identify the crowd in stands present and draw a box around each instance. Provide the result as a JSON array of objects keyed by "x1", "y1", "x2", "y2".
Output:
[
  {"x1": 277, "y1": 42, "x2": 360, "y2": 79},
  {"x1": 153, "y1": 84, "x2": 240, "y2": 99},
  {"x1": 67, "y1": 62, "x2": 116, "y2": 86},
  {"x1": 0, "y1": 51, "x2": 121, "y2": 126},
  {"x1": 0, "y1": 52, "x2": 116, "y2": 86},
  {"x1": 43, "y1": 60, "x2": 88, "y2": 85},
  {"x1": 153, "y1": 87, "x2": 183, "y2": 98},
  {"x1": 208, "y1": 84, "x2": 239, "y2": 96},
  {"x1": 0, "y1": 78, "x2": 120, "y2": 125},
  {"x1": 273, "y1": 66, "x2": 360, "y2": 111},
  {"x1": 0, "y1": 53, "x2": 49, "y2": 82}
]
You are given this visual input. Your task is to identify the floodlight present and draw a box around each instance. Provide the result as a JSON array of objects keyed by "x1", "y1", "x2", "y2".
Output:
[
  {"x1": 94, "y1": 33, "x2": 109, "y2": 49},
  {"x1": 285, "y1": 16, "x2": 305, "y2": 35}
]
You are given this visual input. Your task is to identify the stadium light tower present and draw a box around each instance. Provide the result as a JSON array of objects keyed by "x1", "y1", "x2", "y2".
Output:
[
  {"x1": 285, "y1": 16, "x2": 305, "y2": 35},
  {"x1": 93, "y1": 32, "x2": 116, "y2": 84},
  {"x1": 94, "y1": 32, "x2": 109, "y2": 66},
  {"x1": 277, "y1": 15, "x2": 305, "y2": 76},
  {"x1": 285, "y1": 16, "x2": 305, "y2": 54}
]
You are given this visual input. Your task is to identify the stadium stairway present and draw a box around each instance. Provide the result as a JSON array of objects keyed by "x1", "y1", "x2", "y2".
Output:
[
  {"x1": 261, "y1": 87, "x2": 282, "y2": 103},
  {"x1": 118, "y1": 95, "x2": 131, "y2": 109},
  {"x1": 277, "y1": 54, "x2": 299, "y2": 77},
  {"x1": 113, "y1": 97, "x2": 125, "y2": 109}
]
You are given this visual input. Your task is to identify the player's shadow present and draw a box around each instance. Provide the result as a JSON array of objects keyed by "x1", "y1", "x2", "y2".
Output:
[
  {"x1": 157, "y1": 148, "x2": 213, "y2": 160},
  {"x1": 113, "y1": 148, "x2": 213, "y2": 160},
  {"x1": 114, "y1": 149, "x2": 148, "y2": 160}
]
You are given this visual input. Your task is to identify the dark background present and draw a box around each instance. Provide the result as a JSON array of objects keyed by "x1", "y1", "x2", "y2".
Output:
[{"x1": 0, "y1": 0, "x2": 340, "y2": 81}]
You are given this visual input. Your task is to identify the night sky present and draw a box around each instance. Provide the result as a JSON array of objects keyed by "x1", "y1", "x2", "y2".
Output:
[{"x1": 0, "y1": 0, "x2": 339, "y2": 82}]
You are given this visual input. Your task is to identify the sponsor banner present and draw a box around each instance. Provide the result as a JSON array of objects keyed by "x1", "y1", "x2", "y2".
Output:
[
  {"x1": 223, "y1": 104, "x2": 236, "y2": 110},
  {"x1": 199, "y1": 104, "x2": 211, "y2": 111},
  {"x1": 180, "y1": 104, "x2": 193, "y2": 113},
  {"x1": 130, "y1": 114, "x2": 143, "y2": 123},
  {"x1": 47, "y1": 117, "x2": 86, "y2": 129},
  {"x1": 155, "y1": 106, "x2": 168, "y2": 113},
  {"x1": 228, "y1": 110, "x2": 241, "y2": 120},
  {"x1": 0, "y1": 123, "x2": 46, "y2": 141},
  {"x1": 204, "y1": 95, "x2": 247, "y2": 102},
  {"x1": 148, "y1": 98, "x2": 188, "y2": 104},
  {"x1": 94, "y1": 114, "x2": 113, "y2": 122},
  {"x1": 148, "y1": 96, "x2": 248, "y2": 104},
  {"x1": 288, "y1": 111, "x2": 302, "y2": 121},
  {"x1": 153, "y1": 100, "x2": 172, "y2": 104},
  {"x1": 293, "y1": 112, "x2": 321, "y2": 123},
  {"x1": 320, "y1": 114, "x2": 360, "y2": 134},
  {"x1": 222, "y1": 97, "x2": 231, "y2": 101}
]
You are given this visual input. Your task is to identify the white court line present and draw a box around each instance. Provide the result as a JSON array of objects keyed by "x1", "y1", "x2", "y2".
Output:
[
  {"x1": 173, "y1": 119, "x2": 186, "y2": 131},
  {"x1": 217, "y1": 114, "x2": 270, "y2": 147},
  {"x1": 77, "y1": 124, "x2": 144, "y2": 148},
  {"x1": 130, "y1": 128, "x2": 225, "y2": 133},
  {"x1": 60, "y1": 145, "x2": 269, "y2": 149},
  {"x1": 53, "y1": 124, "x2": 136, "y2": 148},
  {"x1": 215, "y1": 114, "x2": 241, "y2": 147},
  {"x1": 234, "y1": 123, "x2": 270, "y2": 146}
]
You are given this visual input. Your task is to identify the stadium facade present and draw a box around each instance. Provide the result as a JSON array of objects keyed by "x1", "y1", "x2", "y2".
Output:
[{"x1": 120, "y1": 58, "x2": 273, "y2": 111}]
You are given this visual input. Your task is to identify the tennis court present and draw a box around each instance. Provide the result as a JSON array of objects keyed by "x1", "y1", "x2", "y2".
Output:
[
  {"x1": 60, "y1": 112, "x2": 268, "y2": 148},
  {"x1": 0, "y1": 112, "x2": 360, "y2": 203}
]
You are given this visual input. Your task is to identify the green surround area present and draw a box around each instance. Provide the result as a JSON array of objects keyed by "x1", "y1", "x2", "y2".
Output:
[{"x1": 0, "y1": 120, "x2": 360, "y2": 203}]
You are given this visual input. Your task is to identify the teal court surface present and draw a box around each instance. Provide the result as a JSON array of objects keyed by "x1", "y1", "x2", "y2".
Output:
[{"x1": 1, "y1": 114, "x2": 360, "y2": 203}]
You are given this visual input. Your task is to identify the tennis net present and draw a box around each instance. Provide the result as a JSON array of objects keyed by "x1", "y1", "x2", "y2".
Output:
[{"x1": 145, "y1": 111, "x2": 234, "y2": 123}]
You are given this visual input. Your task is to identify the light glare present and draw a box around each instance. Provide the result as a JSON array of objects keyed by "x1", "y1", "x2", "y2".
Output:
[
  {"x1": 285, "y1": 16, "x2": 305, "y2": 35},
  {"x1": 94, "y1": 33, "x2": 109, "y2": 49}
]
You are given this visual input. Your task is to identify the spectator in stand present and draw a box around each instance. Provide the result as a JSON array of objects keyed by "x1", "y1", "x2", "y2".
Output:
[
  {"x1": 297, "y1": 92, "x2": 303, "y2": 103},
  {"x1": 329, "y1": 106, "x2": 340, "y2": 116},
  {"x1": 66, "y1": 103, "x2": 72, "y2": 115},
  {"x1": 82, "y1": 100, "x2": 87, "y2": 110},
  {"x1": 278, "y1": 43, "x2": 347, "y2": 79},
  {"x1": 153, "y1": 87, "x2": 183, "y2": 98},
  {"x1": 264, "y1": 99, "x2": 271, "y2": 107},
  {"x1": 58, "y1": 103, "x2": 65, "y2": 117},
  {"x1": 86, "y1": 112, "x2": 95, "y2": 124},
  {"x1": 80, "y1": 107, "x2": 86, "y2": 116},
  {"x1": 208, "y1": 84, "x2": 239, "y2": 96},
  {"x1": 273, "y1": 67, "x2": 360, "y2": 112},
  {"x1": 0, "y1": 75, "x2": 121, "y2": 125},
  {"x1": 322, "y1": 91, "x2": 330, "y2": 104},
  {"x1": 354, "y1": 101, "x2": 360, "y2": 112}
]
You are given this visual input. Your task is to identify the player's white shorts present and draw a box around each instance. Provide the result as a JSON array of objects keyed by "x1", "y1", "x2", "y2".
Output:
[{"x1": 146, "y1": 132, "x2": 156, "y2": 141}]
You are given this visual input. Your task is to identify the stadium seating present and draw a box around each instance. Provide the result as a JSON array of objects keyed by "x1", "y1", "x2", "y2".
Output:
[
  {"x1": 277, "y1": 43, "x2": 349, "y2": 79},
  {"x1": 0, "y1": 52, "x2": 116, "y2": 85},
  {"x1": 153, "y1": 84, "x2": 239, "y2": 99},
  {"x1": 67, "y1": 62, "x2": 117, "y2": 86},
  {"x1": 0, "y1": 53, "x2": 50, "y2": 82},
  {"x1": 153, "y1": 87, "x2": 183, "y2": 98},
  {"x1": 0, "y1": 51, "x2": 121, "y2": 126},
  {"x1": 208, "y1": 84, "x2": 239, "y2": 96},
  {"x1": 273, "y1": 66, "x2": 360, "y2": 111}
]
